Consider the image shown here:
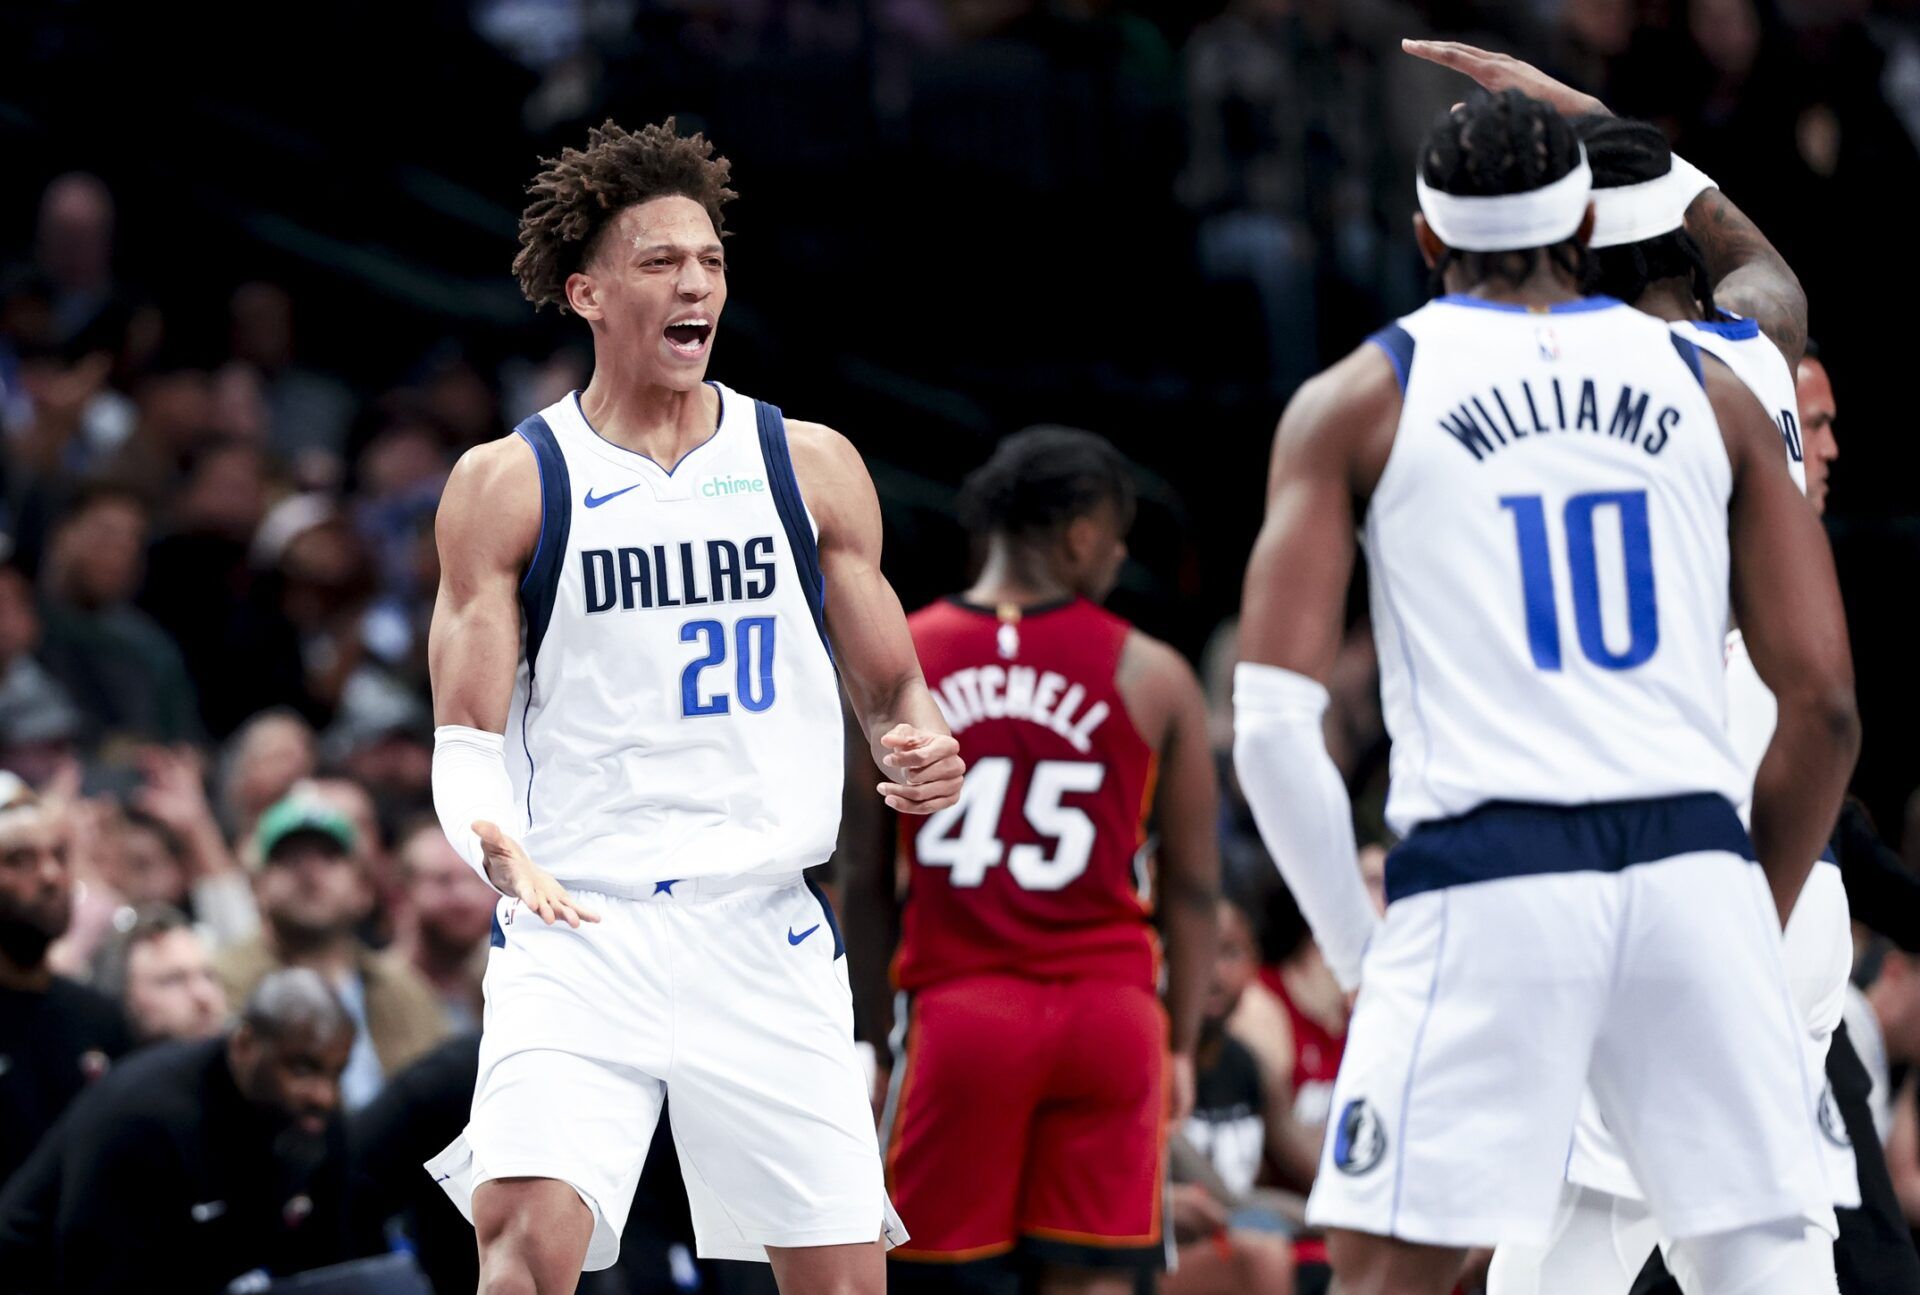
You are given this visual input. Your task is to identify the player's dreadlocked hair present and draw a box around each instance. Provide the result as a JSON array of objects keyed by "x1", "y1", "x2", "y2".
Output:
[
  {"x1": 513, "y1": 118, "x2": 738, "y2": 312},
  {"x1": 1576, "y1": 115, "x2": 1715, "y2": 315},
  {"x1": 957, "y1": 426, "x2": 1137, "y2": 542},
  {"x1": 1419, "y1": 89, "x2": 1590, "y2": 293}
]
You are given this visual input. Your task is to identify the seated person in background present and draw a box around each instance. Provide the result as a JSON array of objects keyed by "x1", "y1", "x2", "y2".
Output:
[
  {"x1": 90, "y1": 902, "x2": 228, "y2": 1042},
  {"x1": 386, "y1": 818, "x2": 494, "y2": 1031},
  {"x1": 1848, "y1": 943, "x2": 1920, "y2": 1223},
  {"x1": 0, "y1": 967, "x2": 356, "y2": 1294},
  {"x1": 1170, "y1": 896, "x2": 1298, "y2": 1295},
  {"x1": 0, "y1": 774, "x2": 130, "y2": 1189},
  {"x1": 215, "y1": 792, "x2": 447, "y2": 1110}
]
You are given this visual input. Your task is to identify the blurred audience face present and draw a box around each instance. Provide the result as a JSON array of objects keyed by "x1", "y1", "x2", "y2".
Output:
[
  {"x1": 229, "y1": 1019, "x2": 353, "y2": 1138},
  {"x1": 117, "y1": 815, "x2": 190, "y2": 907},
  {"x1": 47, "y1": 493, "x2": 147, "y2": 609},
  {"x1": 279, "y1": 521, "x2": 374, "y2": 628},
  {"x1": 230, "y1": 282, "x2": 296, "y2": 372},
  {"x1": 136, "y1": 369, "x2": 217, "y2": 456},
  {"x1": 223, "y1": 712, "x2": 317, "y2": 833},
  {"x1": 210, "y1": 362, "x2": 272, "y2": 444},
  {"x1": 0, "y1": 803, "x2": 74, "y2": 970},
  {"x1": 1872, "y1": 952, "x2": 1920, "y2": 1064},
  {"x1": 177, "y1": 441, "x2": 268, "y2": 540},
  {"x1": 1564, "y1": 0, "x2": 1634, "y2": 57},
  {"x1": 1691, "y1": 0, "x2": 1761, "y2": 80},
  {"x1": 359, "y1": 421, "x2": 448, "y2": 498},
  {"x1": 37, "y1": 173, "x2": 114, "y2": 293},
  {"x1": 125, "y1": 925, "x2": 228, "y2": 1041},
  {"x1": 1797, "y1": 356, "x2": 1839, "y2": 517},
  {"x1": 1203, "y1": 900, "x2": 1261, "y2": 1028},
  {"x1": 256, "y1": 832, "x2": 371, "y2": 944},
  {"x1": 576, "y1": 196, "x2": 728, "y2": 394},
  {"x1": 0, "y1": 568, "x2": 41, "y2": 666},
  {"x1": 400, "y1": 824, "x2": 496, "y2": 957}
]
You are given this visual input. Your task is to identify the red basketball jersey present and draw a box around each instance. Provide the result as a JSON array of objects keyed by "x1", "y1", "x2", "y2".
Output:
[{"x1": 894, "y1": 596, "x2": 1159, "y2": 992}]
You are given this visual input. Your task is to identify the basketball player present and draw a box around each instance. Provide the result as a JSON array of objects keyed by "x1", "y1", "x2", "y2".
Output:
[
  {"x1": 423, "y1": 120, "x2": 964, "y2": 1295},
  {"x1": 1232, "y1": 90, "x2": 1857, "y2": 1295},
  {"x1": 871, "y1": 427, "x2": 1219, "y2": 1294}
]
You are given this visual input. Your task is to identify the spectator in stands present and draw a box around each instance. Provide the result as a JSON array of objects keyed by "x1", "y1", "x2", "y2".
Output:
[
  {"x1": 0, "y1": 775, "x2": 130, "y2": 1187},
  {"x1": 0, "y1": 967, "x2": 356, "y2": 1293},
  {"x1": 214, "y1": 792, "x2": 446, "y2": 1111},
  {"x1": 124, "y1": 746, "x2": 259, "y2": 949},
  {"x1": 217, "y1": 709, "x2": 317, "y2": 842},
  {"x1": 0, "y1": 561, "x2": 84, "y2": 790},
  {"x1": 1849, "y1": 943, "x2": 1920, "y2": 1151},
  {"x1": 90, "y1": 903, "x2": 228, "y2": 1042},
  {"x1": 1171, "y1": 895, "x2": 1298, "y2": 1295},
  {"x1": 36, "y1": 481, "x2": 201, "y2": 747},
  {"x1": 229, "y1": 281, "x2": 356, "y2": 473},
  {"x1": 388, "y1": 818, "x2": 493, "y2": 1031}
]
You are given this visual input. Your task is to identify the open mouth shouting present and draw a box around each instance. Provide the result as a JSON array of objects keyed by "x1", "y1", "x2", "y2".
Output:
[{"x1": 664, "y1": 314, "x2": 714, "y2": 358}]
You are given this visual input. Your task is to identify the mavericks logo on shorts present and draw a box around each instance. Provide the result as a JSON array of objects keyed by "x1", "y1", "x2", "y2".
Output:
[
  {"x1": 1332, "y1": 1098, "x2": 1387, "y2": 1176},
  {"x1": 1818, "y1": 1082, "x2": 1851, "y2": 1149}
]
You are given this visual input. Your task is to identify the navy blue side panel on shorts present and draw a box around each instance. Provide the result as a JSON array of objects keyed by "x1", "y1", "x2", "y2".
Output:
[
  {"x1": 755, "y1": 400, "x2": 832, "y2": 658},
  {"x1": 1385, "y1": 793, "x2": 1753, "y2": 904},
  {"x1": 515, "y1": 413, "x2": 572, "y2": 671}
]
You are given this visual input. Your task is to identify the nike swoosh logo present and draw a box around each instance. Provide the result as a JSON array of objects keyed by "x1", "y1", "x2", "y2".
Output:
[
  {"x1": 788, "y1": 924, "x2": 820, "y2": 946},
  {"x1": 584, "y1": 484, "x2": 641, "y2": 508}
]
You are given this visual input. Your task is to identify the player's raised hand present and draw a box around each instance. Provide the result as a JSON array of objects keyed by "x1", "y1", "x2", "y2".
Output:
[
  {"x1": 473, "y1": 819, "x2": 601, "y2": 928},
  {"x1": 877, "y1": 723, "x2": 966, "y2": 814},
  {"x1": 1401, "y1": 39, "x2": 1610, "y2": 120}
]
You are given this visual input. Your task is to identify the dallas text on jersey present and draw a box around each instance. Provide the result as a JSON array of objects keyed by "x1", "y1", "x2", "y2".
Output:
[{"x1": 580, "y1": 536, "x2": 778, "y2": 613}]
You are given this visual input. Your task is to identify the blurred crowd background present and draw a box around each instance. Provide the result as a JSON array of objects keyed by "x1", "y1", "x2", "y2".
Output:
[{"x1": 4, "y1": 0, "x2": 1920, "y2": 1292}]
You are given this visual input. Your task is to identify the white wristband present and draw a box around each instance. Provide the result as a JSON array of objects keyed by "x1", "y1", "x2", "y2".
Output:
[
  {"x1": 432, "y1": 725, "x2": 521, "y2": 895},
  {"x1": 1232, "y1": 663, "x2": 1381, "y2": 991}
]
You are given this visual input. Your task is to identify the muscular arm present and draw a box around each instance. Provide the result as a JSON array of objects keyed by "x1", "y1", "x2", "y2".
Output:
[
  {"x1": 1685, "y1": 188, "x2": 1807, "y2": 368},
  {"x1": 1232, "y1": 349, "x2": 1396, "y2": 989},
  {"x1": 1714, "y1": 360, "x2": 1859, "y2": 921},
  {"x1": 1119, "y1": 634, "x2": 1221, "y2": 1062},
  {"x1": 787, "y1": 420, "x2": 963, "y2": 814},
  {"x1": 428, "y1": 439, "x2": 539, "y2": 733}
]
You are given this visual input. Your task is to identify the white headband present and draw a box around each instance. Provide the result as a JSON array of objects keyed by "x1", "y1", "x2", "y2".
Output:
[
  {"x1": 1587, "y1": 154, "x2": 1716, "y2": 249},
  {"x1": 1416, "y1": 146, "x2": 1593, "y2": 252}
]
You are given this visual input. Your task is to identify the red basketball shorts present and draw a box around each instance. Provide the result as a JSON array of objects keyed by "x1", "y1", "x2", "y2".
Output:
[{"x1": 884, "y1": 972, "x2": 1167, "y2": 1269}]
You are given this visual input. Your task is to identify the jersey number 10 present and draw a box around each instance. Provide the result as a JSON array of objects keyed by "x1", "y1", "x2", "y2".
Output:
[
  {"x1": 1499, "y1": 490, "x2": 1659, "y2": 672},
  {"x1": 915, "y1": 756, "x2": 1104, "y2": 892}
]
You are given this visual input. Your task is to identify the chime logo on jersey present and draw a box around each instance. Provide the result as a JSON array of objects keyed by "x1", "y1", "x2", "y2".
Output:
[{"x1": 1332, "y1": 1097, "x2": 1387, "y2": 1176}]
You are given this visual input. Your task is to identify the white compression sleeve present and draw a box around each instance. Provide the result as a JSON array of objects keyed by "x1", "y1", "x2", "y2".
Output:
[
  {"x1": 1232, "y1": 662, "x2": 1381, "y2": 991},
  {"x1": 432, "y1": 725, "x2": 520, "y2": 895}
]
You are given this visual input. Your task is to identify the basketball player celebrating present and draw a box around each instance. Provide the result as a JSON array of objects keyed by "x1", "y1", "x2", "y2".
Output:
[
  {"x1": 424, "y1": 120, "x2": 962, "y2": 1295},
  {"x1": 870, "y1": 428, "x2": 1220, "y2": 1294},
  {"x1": 1233, "y1": 91, "x2": 1857, "y2": 1295}
]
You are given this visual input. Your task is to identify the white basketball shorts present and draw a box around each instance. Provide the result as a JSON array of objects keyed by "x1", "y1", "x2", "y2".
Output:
[
  {"x1": 1566, "y1": 858, "x2": 1859, "y2": 1212},
  {"x1": 424, "y1": 873, "x2": 906, "y2": 1269},
  {"x1": 1306, "y1": 799, "x2": 1833, "y2": 1249}
]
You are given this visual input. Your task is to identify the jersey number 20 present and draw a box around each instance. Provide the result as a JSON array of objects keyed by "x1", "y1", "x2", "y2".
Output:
[
  {"x1": 915, "y1": 756, "x2": 1103, "y2": 891},
  {"x1": 1500, "y1": 490, "x2": 1659, "y2": 671},
  {"x1": 680, "y1": 617, "x2": 776, "y2": 716}
]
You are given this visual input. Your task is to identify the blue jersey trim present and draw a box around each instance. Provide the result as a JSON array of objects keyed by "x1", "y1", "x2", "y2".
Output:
[
  {"x1": 755, "y1": 400, "x2": 833, "y2": 659},
  {"x1": 514, "y1": 414, "x2": 572, "y2": 669},
  {"x1": 1690, "y1": 313, "x2": 1761, "y2": 341},
  {"x1": 1367, "y1": 323, "x2": 1416, "y2": 393},
  {"x1": 1385, "y1": 793, "x2": 1753, "y2": 904},
  {"x1": 1436, "y1": 293, "x2": 1622, "y2": 314},
  {"x1": 569, "y1": 383, "x2": 725, "y2": 477},
  {"x1": 805, "y1": 871, "x2": 846, "y2": 960},
  {"x1": 1669, "y1": 333, "x2": 1706, "y2": 388}
]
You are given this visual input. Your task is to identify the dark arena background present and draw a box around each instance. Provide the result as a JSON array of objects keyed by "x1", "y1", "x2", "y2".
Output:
[{"x1": 4, "y1": 2, "x2": 1920, "y2": 1293}]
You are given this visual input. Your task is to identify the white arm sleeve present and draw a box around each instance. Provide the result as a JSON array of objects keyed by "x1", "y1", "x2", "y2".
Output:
[
  {"x1": 432, "y1": 725, "x2": 521, "y2": 895},
  {"x1": 1232, "y1": 662, "x2": 1380, "y2": 991}
]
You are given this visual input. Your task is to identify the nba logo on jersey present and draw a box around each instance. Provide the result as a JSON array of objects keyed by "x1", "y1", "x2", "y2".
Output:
[{"x1": 1535, "y1": 324, "x2": 1561, "y2": 361}]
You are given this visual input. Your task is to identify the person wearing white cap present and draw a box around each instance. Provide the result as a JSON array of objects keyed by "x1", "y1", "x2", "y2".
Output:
[{"x1": 1232, "y1": 87, "x2": 1854, "y2": 1295}]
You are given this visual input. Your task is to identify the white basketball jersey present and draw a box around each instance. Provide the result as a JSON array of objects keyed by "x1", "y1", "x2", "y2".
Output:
[
  {"x1": 1672, "y1": 314, "x2": 1805, "y2": 492},
  {"x1": 1364, "y1": 295, "x2": 1746, "y2": 835},
  {"x1": 504, "y1": 383, "x2": 844, "y2": 892}
]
